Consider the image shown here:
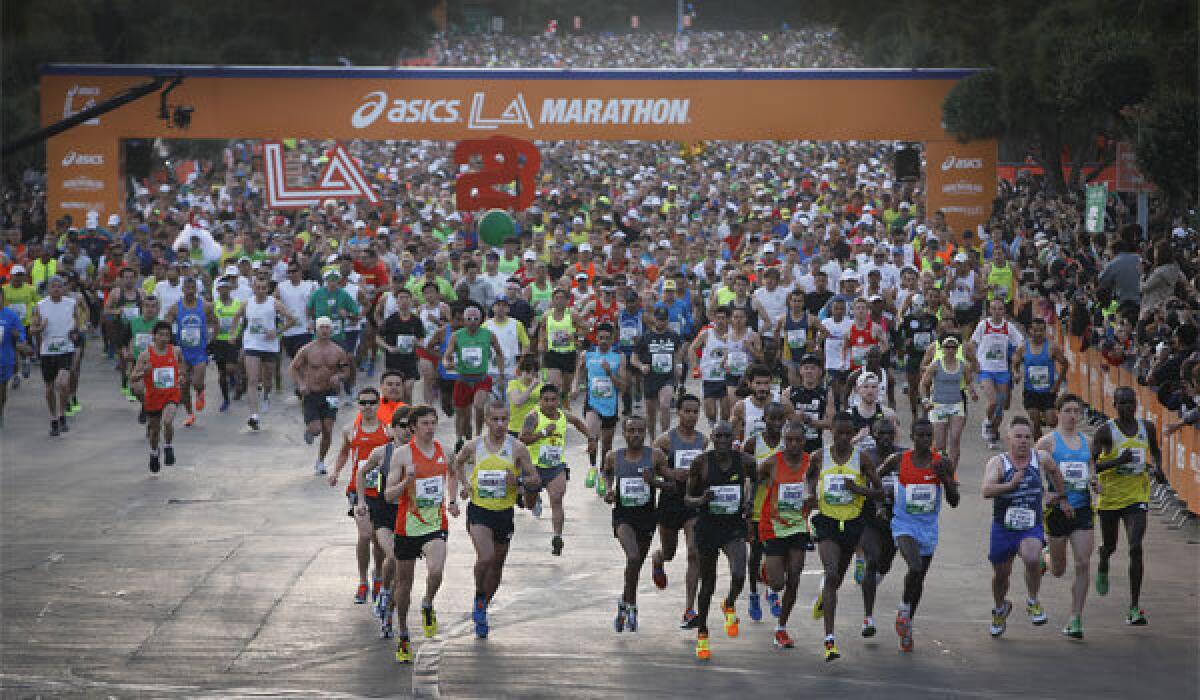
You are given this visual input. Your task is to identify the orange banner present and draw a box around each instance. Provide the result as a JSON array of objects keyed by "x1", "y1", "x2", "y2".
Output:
[
  {"x1": 924, "y1": 138, "x2": 998, "y2": 240},
  {"x1": 40, "y1": 66, "x2": 994, "y2": 228}
]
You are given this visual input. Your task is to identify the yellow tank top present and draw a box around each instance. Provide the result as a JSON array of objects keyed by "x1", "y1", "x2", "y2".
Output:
[
  {"x1": 818, "y1": 445, "x2": 865, "y2": 524},
  {"x1": 546, "y1": 310, "x2": 576, "y2": 352},
  {"x1": 1096, "y1": 419, "x2": 1151, "y2": 510},
  {"x1": 471, "y1": 435, "x2": 519, "y2": 511},
  {"x1": 530, "y1": 408, "x2": 568, "y2": 470},
  {"x1": 507, "y1": 377, "x2": 542, "y2": 433},
  {"x1": 751, "y1": 434, "x2": 782, "y2": 521},
  {"x1": 987, "y1": 263, "x2": 1016, "y2": 301}
]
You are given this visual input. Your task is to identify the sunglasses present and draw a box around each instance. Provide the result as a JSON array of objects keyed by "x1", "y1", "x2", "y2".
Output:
[{"x1": 359, "y1": 399, "x2": 379, "y2": 406}]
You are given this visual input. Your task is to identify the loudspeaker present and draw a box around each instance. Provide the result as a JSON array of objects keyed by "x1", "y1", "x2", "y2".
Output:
[
  {"x1": 124, "y1": 139, "x2": 153, "y2": 180},
  {"x1": 895, "y1": 147, "x2": 920, "y2": 182}
]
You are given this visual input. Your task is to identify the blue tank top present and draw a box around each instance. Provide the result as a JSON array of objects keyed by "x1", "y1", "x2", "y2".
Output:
[
  {"x1": 437, "y1": 327, "x2": 458, "y2": 380},
  {"x1": 1049, "y1": 431, "x2": 1091, "y2": 509},
  {"x1": 1023, "y1": 339, "x2": 1055, "y2": 393},
  {"x1": 175, "y1": 298, "x2": 208, "y2": 353},
  {"x1": 584, "y1": 348, "x2": 622, "y2": 417},
  {"x1": 782, "y1": 311, "x2": 809, "y2": 354},
  {"x1": 992, "y1": 452, "x2": 1044, "y2": 528},
  {"x1": 617, "y1": 310, "x2": 643, "y2": 354}
]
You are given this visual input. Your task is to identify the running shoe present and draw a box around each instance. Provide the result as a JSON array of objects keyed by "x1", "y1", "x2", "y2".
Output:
[
  {"x1": 65, "y1": 401, "x2": 80, "y2": 417},
  {"x1": 126, "y1": 389, "x2": 138, "y2": 403},
  {"x1": 551, "y1": 534, "x2": 564, "y2": 556},
  {"x1": 626, "y1": 605, "x2": 638, "y2": 632},
  {"x1": 395, "y1": 637, "x2": 412, "y2": 664},
  {"x1": 148, "y1": 453, "x2": 160, "y2": 473},
  {"x1": 1126, "y1": 607, "x2": 1148, "y2": 625},
  {"x1": 1027, "y1": 599, "x2": 1048, "y2": 625},
  {"x1": 614, "y1": 602, "x2": 626, "y2": 633},
  {"x1": 721, "y1": 603, "x2": 739, "y2": 637},
  {"x1": 748, "y1": 592, "x2": 762, "y2": 622},
  {"x1": 422, "y1": 604, "x2": 438, "y2": 637},
  {"x1": 773, "y1": 628, "x2": 795, "y2": 649},
  {"x1": 896, "y1": 609, "x2": 913, "y2": 652},
  {"x1": 767, "y1": 590, "x2": 782, "y2": 618},
  {"x1": 58, "y1": 415, "x2": 68, "y2": 433},
  {"x1": 652, "y1": 564, "x2": 668, "y2": 589},
  {"x1": 49, "y1": 420, "x2": 60, "y2": 437},
  {"x1": 680, "y1": 609, "x2": 699, "y2": 629},
  {"x1": 195, "y1": 391, "x2": 206, "y2": 411},
  {"x1": 473, "y1": 595, "x2": 489, "y2": 638},
  {"x1": 354, "y1": 582, "x2": 368, "y2": 604},
  {"x1": 990, "y1": 600, "x2": 1012, "y2": 637},
  {"x1": 247, "y1": 415, "x2": 260, "y2": 431},
  {"x1": 1062, "y1": 616, "x2": 1083, "y2": 639},
  {"x1": 183, "y1": 414, "x2": 195, "y2": 427},
  {"x1": 371, "y1": 579, "x2": 382, "y2": 603},
  {"x1": 375, "y1": 589, "x2": 391, "y2": 620},
  {"x1": 219, "y1": 399, "x2": 230, "y2": 412},
  {"x1": 1095, "y1": 566, "x2": 1109, "y2": 596},
  {"x1": 163, "y1": 446, "x2": 175, "y2": 466},
  {"x1": 823, "y1": 637, "x2": 841, "y2": 662},
  {"x1": 853, "y1": 556, "x2": 865, "y2": 585},
  {"x1": 585, "y1": 467, "x2": 597, "y2": 489},
  {"x1": 303, "y1": 427, "x2": 314, "y2": 446},
  {"x1": 695, "y1": 632, "x2": 711, "y2": 661},
  {"x1": 862, "y1": 616, "x2": 877, "y2": 637},
  {"x1": 380, "y1": 614, "x2": 393, "y2": 639}
]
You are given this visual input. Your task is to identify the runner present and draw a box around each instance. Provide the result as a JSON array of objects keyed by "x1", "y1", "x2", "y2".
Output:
[
  {"x1": 649, "y1": 393, "x2": 707, "y2": 628},
  {"x1": 858, "y1": 417, "x2": 903, "y2": 639},
  {"x1": 1092, "y1": 386, "x2": 1164, "y2": 626},
  {"x1": 4, "y1": 265, "x2": 38, "y2": 387},
  {"x1": 29, "y1": 276, "x2": 84, "y2": 436},
  {"x1": 539, "y1": 288, "x2": 585, "y2": 403},
  {"x1": 778, "y1": 289, "x2": 812, "y2": 388},
  {"x1": 376, "y1": 287, "x2": 425, "y2": 404},
  {"x1": 685, "y1": 420, "x2": 757, "y2": 661},
  {"x1": 724, "y1": 306, "x2": 762, "y2": 406},
  {"x1": 290, "y1": 316, "x2": 354, "y2": 473},
  {"x1": 982, "y1": 415, "x2": 1071, "y2": 637},
  {"x1": 878, "y1": 417, "x2": 959, "y2": 652},
  {"x1": 920, "y1": 334, "x2": 977, "y2": 469},
  {"x1": 968, "y1": 299, "x2": 1023, "y2": 449},
  {"x1": 442, "y1": 302, "x2": 506, "y2": 450},
  {"x1": 378, "y1": 405, "x2": 458, "y2": 662},
  {"x1": 505, "y1": 354, "x2": 542, "y2": 439},
  {"x1": 741, "y1": 400, "x2": 787, "y2": 624},
  {"x1": 276, "y1": 261, "x2": 317, "y2": 392},
  {"x1": 101, "y1": 266, "x2": 143, "y2": 400},
  {"x1": 631, "y1": 307, "x2": 684, "y2": 438},
  {"x1": 1036, "y1": 394, "x2": 1095, "y2": 639},
  {"x1": 692, "y1": 305, "x2": 733, "y2": 424},
  {"x1": 788, "y1": 354, "x2": 834, "y2": 456},
  {"x1": 330, "y1": 387, "x2": 392, "y2": 604},
  {"x1": 129, "y1": 321, "x2": 183, "y2": 472},
  {"x1": 1010, "y1": 317, "x2": 1068, "y2": 441},
  {"x1": 804, "y1": 411, "x2": 883, "y2": 661},
  {"x1": 211, "y1": 279, "x2": 243, "y2": 412},
  {"x1": 846, "y1": 298, "x2": 887, "y2": 376},
  {"x1": 603, "y1": 415, "x2": 671, "y2": 632},
  {"x1": 454, "y1": 398, "x2": 540, "y2": 638},
  {"x1": 231, "y1": 278, "x2": 300, "y2": 430},
  {"x1": 163, "y1": 277, "x2": 213, "y2": 427},
  {"x1": 0, "y1": 286, "x2": 30, "y2": 426},
  {"x1": 484, "y1": 295, "x2": 529, "y2": 402},
  {"x1": 899, "y1": 292, "x2": 938, "y2": 420},
  {"x1": 617, "y1": 289, "x2": 645, "y2": 417},
  {"x1": 573, "y1": 322, "x2": 624, "y2": 491},
  {"x1": 817, "y1": 297, "x2": 853, "y2": 409},
  {"x1": 520, "y1": 384, "x2": 594, "y2": 555},
  {"x1": 756, "y1": 418, "x2": 813, "y2": 649}
]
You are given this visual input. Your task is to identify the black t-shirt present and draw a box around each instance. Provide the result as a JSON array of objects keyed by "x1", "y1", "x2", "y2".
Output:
[
  {"x1": 380, "y1": 313, "x2": 426, "y2": 364},
  {"x1": 901, "y1": 312, "x2": 938, "y2": 364},
  {"x1": 636, "y1": 330, "x2": 683, "y2": 377},
  {"x1": 805, "y1": 290, "x2": 834, "y2": 317},
  {"x1": 547, "y1": 262, "x2": 567, "y2": 283}
]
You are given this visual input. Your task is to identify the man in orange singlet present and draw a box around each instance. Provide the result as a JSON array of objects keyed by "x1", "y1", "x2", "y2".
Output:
[{"x1": 130, "y1": 320, "x2": 183, "y2": 474}]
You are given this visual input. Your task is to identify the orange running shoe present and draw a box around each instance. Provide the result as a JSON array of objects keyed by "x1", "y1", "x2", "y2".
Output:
[
  {"x1": 722, "y1": 603, "x2": 740, "y2": 637},
  {"x1": 195, "y1": 390, "x2": 206, "y2": 412},
  {"x1": 696, "y1": 632, "x2": 711, "y2": 661},
  {"x1": 183, "y1": 414, "x2": 195, "y2": 427}
]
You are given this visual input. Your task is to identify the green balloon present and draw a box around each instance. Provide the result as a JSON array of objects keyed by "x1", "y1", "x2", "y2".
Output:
[{"x1": 478, "y1": 209, "x2": 516, "y2": 246}]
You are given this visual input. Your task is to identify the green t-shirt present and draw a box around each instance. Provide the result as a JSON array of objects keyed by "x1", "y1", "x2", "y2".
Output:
[
  {"x1": 454, "y1": 327, "x2": 493, "y2": 377},
  {"x1": 307, "y1": 287, "x2": 359, "y2": 339},
  {"x1": 129, "y1": 316, "x2": 157, "y2": 358}
]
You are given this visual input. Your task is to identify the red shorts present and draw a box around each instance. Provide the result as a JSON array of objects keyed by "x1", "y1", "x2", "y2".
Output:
[
  {"x1": 416, "y1": 347, "x2": 437, "y2": 363},
  {"x1": 452, "y1": 375, "x2": 493, "y2": 408},
  {"x1": 144, "y1": 388, "x2": 181, "y2": 413}
]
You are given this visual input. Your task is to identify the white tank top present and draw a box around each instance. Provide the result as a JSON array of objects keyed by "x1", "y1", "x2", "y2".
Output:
[
  {"x1": 242, "y1": 297, "x2": 281, "y2": 352},
  {"x1": 419, "y1": 303, "x2": 443, "y2": 332},
  {"x1": 37, "y1": 297, "x2": 77, "y2": 355},
  {"x1": 343, "y1": 283, "x2": 362, "y2": 331},
  {"x1": 700, "y1": 329, "x2": 730, "y2": 382},
  {"x1": 485, "y1": 317, "x2": 521, "y2": 374},
  {"x1": 277, "y1": 280, "x2": 315, "y2": 336},
  {"x1": 741, "y1": 397, "x2": 766, "y2": 444}
]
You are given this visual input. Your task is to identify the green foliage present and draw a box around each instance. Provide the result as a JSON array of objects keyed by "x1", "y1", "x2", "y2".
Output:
[
  {"x1": 1131, "y1": 90, "x2": 1199, "y2": 210},
  {"x1": 942, "y1": 72, "x2": 1003, "y2": 142}
]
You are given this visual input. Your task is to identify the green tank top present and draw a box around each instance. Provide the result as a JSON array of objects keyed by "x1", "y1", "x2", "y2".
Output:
[
  {"x1": 530, "y1": 282, "x2": 554, "y2": 312},
  {"x1": 214, "y1": 298, "x2": 242, "y2": 341},
  {"x1": 987, "y1": 263, "x2": 1015, "y2": 301},
  {"x1": 129, "y1": 316, "x2": 157, "y2": 357},
  {"x1": 454, "y1": 327, "x2": 492, "y2": 377},
  {"x1": 545, "y1": 310, "x2": 576, "y2": 352},
  {"x1": 508, "y1": 377, "x2": 542, "y2": 433},
  {"x1": 498, "y1": 255, "x2": 521, "y2": 276},
  {"x1": 531, "y1": 408, "x2": 567, "y2": 470}
]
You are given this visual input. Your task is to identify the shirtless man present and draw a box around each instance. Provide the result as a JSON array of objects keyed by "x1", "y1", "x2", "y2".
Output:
[{"x1": 290, "y1": 316, "x2": 355, "y2": 474}]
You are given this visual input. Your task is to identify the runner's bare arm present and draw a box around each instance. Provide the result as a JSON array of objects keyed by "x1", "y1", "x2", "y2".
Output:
[
  {"x1": 382, "y1": 446, "x2": 415, "y2": 504},
  {"x1": 1145, "y1": 420, "x2": 1165, "y2": 481},
  {"x1": 513, "y1": 441, "x2": 541, "y2": 490},
  {"x1": 288, "y1": 345, "x2": 308, "y2": 390},
  {"x1": 518, "y1": 411, "x2": 542, "y2": 445},
  {"x1": 329, "y1": 427, "x2": 354, "y2": 486},
  {"x1": 454, "y1": 438, "x2": 476, "y2": 500},
  {"x1": 683, "y1": 454, "x2": 711, "y2": 509},
  {"x1": 876, "y1": 452, "x2": 902, "y2": 479},
  {"x1": 981, "y1": 455, "x2": 1018, "y2": 498}
]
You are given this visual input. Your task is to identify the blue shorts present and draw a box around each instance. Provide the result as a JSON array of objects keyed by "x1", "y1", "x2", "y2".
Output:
[
  {"x1": 988, "y1": 521, "x2": 1044, "y2": 564},
  {"x1": 0, "y1": 363, "x2": 13, "y2": 383},
  {"x1": 978, "y1": 370, "x2": 1012, "y2": 388},
  {"x1": 891, "y1": 514, "x2": 939, "y2": 557},
  {"x1": 181, "y1": 348, "x2": 208, "y2": 367}
]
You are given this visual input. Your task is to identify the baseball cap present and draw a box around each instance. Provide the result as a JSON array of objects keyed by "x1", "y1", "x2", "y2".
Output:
[
  {"x1": 10, "y1": 265, "x2": 25, "y2": 275},
  {"x1": 653, "y1": 307, "x2": 669, "y2": 319},
  {"x1": 324, "y1": 269, "x2": 342, "y2": 280},
  {"x1": 579, "y1": 243, "x2": 593, "y2": 252},
  {"x1": 523, "y1": 251, "x2": 537, "y2": 261},
  {"x1": 315, "y1": 316, "x2": 334, "y2": 328},
  {"x1": 662, "y1": 279, "x2": 678, "y2": 291},
  {"x1": 799, "y1": 353, "x2": 821, "y2": 367},
  {"x1": 954, "y1": 252, "x2": 970, "y2": 262},
  {"x1": 223, "y1": 265, "x2": 238, "y2": 276}
]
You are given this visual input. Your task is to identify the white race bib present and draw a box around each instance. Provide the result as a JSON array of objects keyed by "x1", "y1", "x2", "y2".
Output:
[
  {"x1": 362, "y1": 459, "x2": 380, "y2": 490},
  {"x1": 1027, "y1": 365, "x2": 1051, "y2": 391},
  {"x1": 822, "y1": 473, "x2": 855, "y2": 505},
  {"x1": 786, "y1": 329, "x2": 806, "y2": 348},
  {"x1": 477, "y1": 469, "x2": 508, "y2": 499},
  {"x1": 651, "y1": 352, "x2": 673, "y2": 373},
  {"x1": 726, "y1": 350, "x2": 749, "y2": 375},
  {"x1": 1004, "y1": 506, "x2": 1036, "y2": 531},
  {"x1": 913, "y1": 331, "x2": 932, "y2": 350},
  {"x1": 904, "y1": 483, "x2": 937, "y2": 514},
  {"x1": 537, "y1": 444, "x2": 564, "y2": 468},
  {"x1": 121, "y1": 305, "x2": 139, "y2": 320},
  {"x1": 181, "y1": 327, "x2": 202, "y2": 347},
  {"x1": 152, "y1": 366, "x2": 175, "y2": 389},
  {"x1": 1060, "y1": 461, "x2": 1089, "y2": 492},
  {"x1": 415, "y1": 476, "x2": 444, "y2": 507},
  {"x1": 218, "y1": 316, "x2": 235, "y2": 332},
  {"x1": 461, "y1": 346, "x2": 484, "y2": 369},
  {"x1": 777, "y1": 482, "x2": 806, "y2": 513},
  {"x1": 708, "y1": 484, "x2": 741, "y2": 515},
  {"x1": 619, "y1": 477, "x2": 651, "y2": 507},
  {"x1": 590, "y1": 375, "x2": 614, "y2": 398},
  {"x1": 395, "y1": 334, "x2": 416, "y2": 353},
  {"x1": 674, "y1": 449, "x2": 703, "y2": 471},
  {"x1": 47, "y1": 335, "x2": 71, "y2": 354},
  {"x1": 619, "y1": 325, "x2": 638, "y2": 343}
]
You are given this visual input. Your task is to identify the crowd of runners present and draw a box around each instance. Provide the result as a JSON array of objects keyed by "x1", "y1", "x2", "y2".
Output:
[{"x1": 2, "y1": 29, "x2": 1198, "y2": 669}]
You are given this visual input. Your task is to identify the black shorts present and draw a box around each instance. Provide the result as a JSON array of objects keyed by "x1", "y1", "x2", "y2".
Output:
[
  {"x1": 40, "y1": 352, "x2": 72, "y2": 383},
  {"x1": 394, "y1": 530, "x2": 447, "y2": 561},
  {"x1": 702, "y1": 380, "x2": 727, "y2": 400},
  {"x1": 826, "y1": 369, "x2": 848, "y2": 384},
  {"x1": 437, "y1": 377, "x2": 455, "y2": 399},
  {"x1": 764, "y1": 532, "x2": 811, "y2": 557},
  {"x1": 861, "y1": 504, "x2": 892, "y2": 535},
  {"x1": 644, "y1": 372, "x2": 675, "y2": 397},
  {"x1": 366, "y1": 495, "x2": 398, "y2": 531},
  {"x1": 302, "y1": 390, "x2": 340, "y2": 424},
  {"x1": 467, "y1": 502, "x2": 515, "y2": 543},
  {"x1": 812, "y1": 513, "x2": 866, "y2": 551},
  {"x1": 585, "y1": 403, "x2": 619, "y2": 429},
  {"x1": 244, "y1": 348, "x2": 278, "y2": 361},
  {"x1": 695, "y1": 516, "x2": 746, "y2": 555},
  {"x1": 1044, "y1": 505, "x2": 1095, "y2": 537},
  {"x1": 1097, "y1": 502, "x2": 1148, "y2": 533},
  {"x1": 543, "y1": 350, "x2": 577, "y2": 373},
  {"x1": 211, "y1": 339, "x2": 238, "y2": 366},
  {"x1": 612, "y1": 507, "x2": 657, "y2": 541},
  {"x1": 384, "y1": 355, "x2": 420, "y2": 380},
  {"x1": 657, "y1": 491, "x2": 698, "y2": 530},
  {"x1": 725, "y1": 373, "x2": 744, "y2": 388},
  {"x1": 281, "y1": 333, "x2": 311, "y2": 358},
  {"x1": 1023, "y1": 390, "x2": 1056, "y2": 411}
]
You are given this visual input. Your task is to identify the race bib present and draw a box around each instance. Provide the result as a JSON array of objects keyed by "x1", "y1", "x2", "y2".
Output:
[
  {"x1": 477, "y1": 469, "x2": 508, "y2": 499},
  {"x1": 850, "y1": 344, "x2": 868, "y2": 365},
  {"x1": 804, "y1": 411, "x2": 821, "y2": 440},
  {"x1": 913, "y1": 331, "x2": 932, "y2": 350},
  {"x1": 674, "y1": 449, "x2": 703, "y2": 471},
  {"x1": 619, "y1": 477, "x2": 651, "y2": 507},
  {"x1": 825, "y1": 338, "x2": 845, "y2": 365},
  {"x1": 181, "y1": 327, "x2": 202, "y2": 347},
  {"x1": 1117, "y1": 448, "x2": 1146, "y2": 475},
  {"x1": 726, "y1": 350, "x2": 749, "y2": 375},
  {"x1": 218, "y1": 316, "x2": 234, "y2": 332},
  {"x1": 248, "y1": 321, "x2": 268, "y2": 335},
  {"x1": 1027, "y1": 365, "x2": 1051, "y2": 391},
  {"x1": 590, "y1": 375, "x2": 614, "y2": 398},
  {"x1": 152, "y1": 366, "x2": 175, "y2": 389},
  {"x1": 134, "y1": 333, "x2": 151, "y2": 353},
  {"x1": 395, "y1": 334, "x2": 416, "y2": 353},
  {"x1": 619, "y1": 325, "x2": 639, "y2": 343},
  {"x1": 881, "y1": 474, "x2": 898, "y2": 500},
  {"x1": 905, "y1": 484, "x2": 937, "y2": 514},
  {"x1": 1060, "y1": 461, "x2": 1089, "y2": 493},
  {"x1": 822, "y1": 474, "x2": 855, "y2": 506},
  {"x1": 552, "y1": 330, "x2": 571, "y2": 348},
  {"x1": 984, "y1": 341, "x2": 1005, "y2": 362},
  {"x1": 651, "y1": 352, "x2": 673, "y2": 374},
  {"x1": 702, "y1": 359, "x2": 725, "y2": 381},
  {"x1": 786, "y1": 329, "x2": 806, "y2": 349},
  {"x1": 47, "y1": 335, "x2": 70, "y2": 354},
  {"x1": 708, "y1": 484, "x2": 741, "y2": 515},
  {"x1": 538, "y1": 444, "x2": 564, "y2": 468},
  {"x1": 121, "y1": 305, "x2": 139, "y2": 320},
  {"x1": 461, "y1": 346, "x2": 484, "y2": 370},
  {"x1": 325, "y1": 395, "x2": 340, "y2": 410},
  {"x1": 1004, "y1": 506, "x2": 1036, "y2": 531},
  {"x1": 777, "y1": 483, "x2": 806, "y2": 513},
  {"x1": 415, "y1": 476, "x2": 444, "y2": 507},
  {"x1": 363, "y1": 465, "x2": 381, "y2": 491}
]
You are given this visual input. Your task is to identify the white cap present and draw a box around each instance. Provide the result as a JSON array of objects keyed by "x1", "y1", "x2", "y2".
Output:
[
  {"x1": 658, "y1": 239, "x2": 671, "y2": 249},
  {"x1": 954, "y1": 252, "x2": 970, "y2": 262},
  {"x1": 315, "y1": 316, "x2": 334, "y2": 328},
  {"x1": 376, "y1": 227, "x2": 389, "y2": 236},
  {"x1": 763, "y1": 243, "x2": 776, "y2": 253},
  {"x1": 579, "y1": 243, "x2": 592, "y2": 252},
  {"x1": 573, "y1": 216, "x2": 584, "y2": 225},
  {"x1": 107, "y1": 214, "x2": 120, "y2": 226},
  {"x1": 899, "y1": 202, "x2": 911, "y2": 210},
  {"x1": 523, "y1": 250, "x2": 537, "y2": 261},
  {"x1": 354, "y1": 220, "x2": 366, "y2": 229},
  {"x1": 10, "y1": 265, "x2": 25, "y2": 274},
  {"x1": 223, "y1": 265, "x2": 238, "y2": 276}
]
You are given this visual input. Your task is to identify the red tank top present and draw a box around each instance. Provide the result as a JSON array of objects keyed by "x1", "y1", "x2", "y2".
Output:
[
  {"x1": 588, "y1": 296, "x2": 619, "y2": 342},
  {"x1": 898, "y1": 449, "x2": 945, "y2": 486},
  {"x1": 847, "y1": 321, "x2": 878, "y2": 370},
  {"x1": 143, "y1": 344, "x2": 181, "y2": 408},
  {"x1": 347, "y1": 419, "x2": 390, "y2": 496},
  {"x1": 759, "y1": 451, "x2": 811, "y2": 540}
]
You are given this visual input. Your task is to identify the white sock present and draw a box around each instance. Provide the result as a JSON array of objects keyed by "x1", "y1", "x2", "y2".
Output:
[
  {"x1": 899, "y1": 603, "x2": 911, "y2": 616},
  {"x1": 163, "y1": 443, "x2": 172, "y2": 449},
  {"x1": 775, "y1": 624, "x2": 785, "y2": 632}
]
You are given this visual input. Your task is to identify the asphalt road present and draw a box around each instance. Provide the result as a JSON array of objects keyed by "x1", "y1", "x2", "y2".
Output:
[{"x1": 2, "y1": 352, "x2": 1198, "y2": 699}]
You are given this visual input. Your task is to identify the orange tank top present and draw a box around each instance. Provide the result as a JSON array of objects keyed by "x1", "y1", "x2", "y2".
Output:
[
  {"x1": 394, "y1": 439, "x2": 450, "y2": 536},
  {"x1": 143, "y1": 344, "x2": 181, "y2": 399},
  {"x1": 760, "y1": 451, "x2": 811, "y2": 531},
  {"x1": 347, "y1": 418, "x2": 390, "y2": 496}
]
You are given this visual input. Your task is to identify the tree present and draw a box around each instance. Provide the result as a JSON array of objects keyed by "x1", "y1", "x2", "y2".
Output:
[{"x1": 1129, "y1": 90, "x2": 1200, "y2": 212}]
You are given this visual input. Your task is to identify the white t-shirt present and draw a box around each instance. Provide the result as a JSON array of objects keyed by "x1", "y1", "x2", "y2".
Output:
[
  {"x1": 971, "y1": 318, "x2": 1023, "y2": 373},
  {"x1": 821, "y1": 317, "x2": 854, "y2": 371},
  {"x1": 753, "y1": 285, "x2": 791, "y2": 337},
  {"x1": 484, "y1": 317, "x2": 524, "y2": 375},
  {"x1": 277, "y1": 279, "x2": 317, "y2": 336},
  {"x1": 154, "y1": 279, "x2": 184, "y2": 319},
  {"x1": 37, "y1": 296, "x2": 77, "y2": 355},
  {"x1": 242, "y1": 297, "x2": 281, "y2": 352}
]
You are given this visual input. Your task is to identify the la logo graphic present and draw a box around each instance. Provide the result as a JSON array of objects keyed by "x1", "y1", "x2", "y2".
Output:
[{"x1": 264, "y1": 141, "x2": 380, "y2": 209}]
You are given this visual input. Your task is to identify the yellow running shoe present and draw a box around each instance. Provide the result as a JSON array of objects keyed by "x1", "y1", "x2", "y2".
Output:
[
  {"x1": 722, "y1": 603, "x2": 740, "y2": 637},
  {"x1": 823, "y1": 637, "x2": 841, "y2": 662},
  {"x1": 811, "y1": 589, "x2": 824, "y2": 620},
  {"x1": 422, "y1": 605, "x2": 438, "y2": 637},
  {"x1": 396, "y1": 637, "x2": 412, "y2": 664},
  {"x1": 696, "y1": 632, "x2": 711, "y2": 661}
]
